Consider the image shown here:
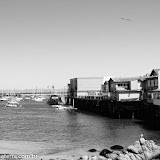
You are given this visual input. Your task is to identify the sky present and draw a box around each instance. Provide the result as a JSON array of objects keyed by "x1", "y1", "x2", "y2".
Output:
[{"x1": 0, "y1": 0, "x2": 160, "y2": 90}]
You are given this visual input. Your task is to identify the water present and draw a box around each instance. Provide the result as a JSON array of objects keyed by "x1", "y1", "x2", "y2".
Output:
[{"x1": 0, "y1": 100, "x2": 160, "y2": 156}]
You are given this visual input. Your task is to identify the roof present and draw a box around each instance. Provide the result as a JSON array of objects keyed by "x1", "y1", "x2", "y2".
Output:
[
  {"x1": 150, "y1": 69, "x2": 160, "y2": 76},
  {"x1": 71, "y1": 77, "x2": 104, "y2": 80},
  {"x1": 145, "y1": 76, "x2": 158, "y2": 79},
  {"x1": 109, "y1": 76, "x2": 140, "y2": 82}
]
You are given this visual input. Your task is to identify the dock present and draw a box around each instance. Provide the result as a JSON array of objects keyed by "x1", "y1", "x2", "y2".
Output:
[{"x1": 65, "y1": 95, "x2": 160, "y2": 129}]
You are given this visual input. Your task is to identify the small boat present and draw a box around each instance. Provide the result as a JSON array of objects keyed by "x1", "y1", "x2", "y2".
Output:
[
  {"x1": 47, "y1": 95, "x2": 62, "y2": 105},
  {"x1": 0, "y1": 96, "x2": 9, "y2": 101},
  {"x1": 52, "y1": 105, "x2": 67, "y2": 110},
  {"x1": 67, "y1": 105, "x2": 78, "y2": 110},
  {"x1": 33, "y1": 95, "x2": 46, "y2": 102},
  {"x1": 52, "y1": 104, "x2": 77, "y2": 110},
  {"x1": 15, "y1": 97, "x2": 23, "y2": 102},
  {"x1": 33, "y1": 97, "x2": 43, "y2": 102},
  {"x1": 5, "y1": 100, "x2": 21, "y2": 107},
  {"x1": 24, "y1": 96, "x2": 31, "y2": 100}
]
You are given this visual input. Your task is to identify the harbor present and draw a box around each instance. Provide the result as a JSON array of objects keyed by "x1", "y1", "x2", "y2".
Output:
[
  {"x1": 0, "y1": 100, "x2": 160, "y2": 160},
  {"x1": 1, "y1": 68, "x2": 160, "y2": 129},
  {"x1": 1, "y1": 79, "x2": 160, "y2": 159},
  {"x1": 59, "y1": 69, "x2": 159, "y2": 130}
]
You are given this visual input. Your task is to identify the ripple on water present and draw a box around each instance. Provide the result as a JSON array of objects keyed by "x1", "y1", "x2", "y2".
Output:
[{"x1": 0, "y1": 101, "x2": 160, "y2": 155}]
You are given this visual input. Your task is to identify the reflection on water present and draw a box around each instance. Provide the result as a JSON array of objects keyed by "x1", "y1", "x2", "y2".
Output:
[{"x1": 0, "y1": 100, "x2": 160, "y2": 155}]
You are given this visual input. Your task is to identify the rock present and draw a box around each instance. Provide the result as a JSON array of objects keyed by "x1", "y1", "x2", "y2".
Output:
[
  {"x1": 110, "y1": 145, "x2": 124, "y2": 150},
  {"x1": 99, "y1": 149, "x2": 112, "y2": 157},
  {"x1": 116, "y1": 153, "x2": 128, "y2": 160},
  {"x1": 88, "y1": 149, "x2": 97, "y2": 152},
  {"x1": 133, "y1": 154, "x2": 144, "y2": 160},
  {"x1": 127, "y1": 141, "x2": 143, "y2": 154},
  {"x1": 112, "y1": 150, "x2": 122, "y2": 155},
  {"x1": 98, "y1": 155, "x2": 108, "y2": 160},
  {"x1": 107, "y1": 153, "x2": 118, "y2": 159},
  {"x1": 121, "y1": 150, "x2": 128, "y2": 154},
  {"x1": 123, "y1": 154, "x2": 131, "y2": 160},
  {"x1": 135, "y1": 153, "x2": 145, "y2": 160},
  {"x1": 127, "y1": 152, "x2": 137, "y2": 160},
  {"x1": 78, "y1": 135, "x2": 160, "y2": 160},
  {"x1": 90, "y1": 156, "x2": 100, "y2": 160}
]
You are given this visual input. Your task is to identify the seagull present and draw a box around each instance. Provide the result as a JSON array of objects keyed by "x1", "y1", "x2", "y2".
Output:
[
  {"x1": 140, "y1": 134, "x2": 144, "y2": 138},
  {"x1": 121, "y1": 17, "x2": 131, "y2": 21},
  {"x1": 139, "y1": 134, "x2": 145, "y2": 144}
]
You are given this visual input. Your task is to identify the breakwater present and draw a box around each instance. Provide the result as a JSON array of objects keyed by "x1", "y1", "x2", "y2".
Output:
[{"x1": 67, "y1": 97, "x2": 160, "y2": 128}]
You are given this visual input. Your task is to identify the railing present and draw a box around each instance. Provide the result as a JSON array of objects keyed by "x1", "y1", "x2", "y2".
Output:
[{"x1": 74, "y1": 95, "x2": 110, "y2": 100}]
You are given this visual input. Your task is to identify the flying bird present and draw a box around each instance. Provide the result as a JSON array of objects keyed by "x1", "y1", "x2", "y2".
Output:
[{"x1": 121, "y1": 17, "x2": 131, "y2": 21}]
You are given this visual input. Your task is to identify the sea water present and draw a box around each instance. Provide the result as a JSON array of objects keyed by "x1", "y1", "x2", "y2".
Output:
[{"x1": 0, "y1": 100, "x2": 160, "y2": 156}]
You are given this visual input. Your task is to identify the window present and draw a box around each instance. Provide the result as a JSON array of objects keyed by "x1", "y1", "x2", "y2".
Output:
[
  {"x1": 154, "y1": 93, "x2": 158, "y2": 99},
  {"x1": 147, "y1": 92, "x2": 153, "y2": 99},
  {"x1": 147, "y1": 80, "x2": 150, "y2": 87},
  {"x1": 151, "y1": 80, "x2": 154, "y2": 86},
  {"x1": 155, "y1": 79, "x2": 158, "y2": 86}
]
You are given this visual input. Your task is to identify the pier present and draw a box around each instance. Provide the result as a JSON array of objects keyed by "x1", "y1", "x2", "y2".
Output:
[
  {"x1": 65, "y1": 95, "x2": 160, "y2": 129},
  {"x1": 68, "y1": 96, "x2": 145, "y2": 119}
]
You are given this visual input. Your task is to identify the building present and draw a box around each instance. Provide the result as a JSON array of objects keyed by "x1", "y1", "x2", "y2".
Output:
[
  {"x1": 108, "y1": 77, "x2": 142, "y2": 101},
  {"x1": 69, "y1": 77, "x2": 104, "y2": 97},
  {"x1": 141, "y1": 69, "x2": 160, "y2": 105}
]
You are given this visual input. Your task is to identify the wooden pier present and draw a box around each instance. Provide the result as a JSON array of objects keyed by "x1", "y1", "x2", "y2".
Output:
[
  {"x1": 65, "y1": 96, "x2": 160, "y2": 129},
  {"x1": 67, "y1": 97, "x2": 145, "y2": 119}
]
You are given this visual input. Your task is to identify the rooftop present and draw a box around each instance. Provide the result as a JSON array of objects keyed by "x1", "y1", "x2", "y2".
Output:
[{"x1": 109, "y1": 76, "x2": 140, "y2": 82}]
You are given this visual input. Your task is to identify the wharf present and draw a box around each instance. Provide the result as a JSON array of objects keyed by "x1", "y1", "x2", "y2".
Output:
[
  {"x1": 67, "y1": 96, "x2": 160, "y2": 128},
  {"x1": 68, "y1": 97, "x2": 145, "y2": 119}
]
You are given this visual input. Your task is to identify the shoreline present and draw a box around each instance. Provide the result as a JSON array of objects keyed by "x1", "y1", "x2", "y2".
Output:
[
  {"x1": 0, "y1": 148, "x2": 99, "y2": 160},
  {"x1": 1, "y1": 137, "x2": 160, "y2": 160},
  {"x1": 0, "y1": 140, "x2": 99, "y2": 160}
]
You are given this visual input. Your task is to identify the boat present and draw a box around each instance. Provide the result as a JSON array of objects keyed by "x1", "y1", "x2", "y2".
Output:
[
  {"x1": 34, "y1": 98, "x2": 43, "y2": 102},
  {"x1": 67, "y1": 105, "x2": 78, "y2": 110},
  {"x1": 52, "y1": 104, "x2": 77, "y2": 110},
  {"x1": 47, "y1": 95, "x2": 62, "y2": 105},
  {"x1": 0, "y1": 90, "x2": 10, "y2": 101},
  {"x1": 5, "y1": 100, "x2": 21, "y2": 107},
  {"x1": 33, "y1": 95, "x2": 46, "y2": 102},
  {"x1": 0, "y1": 96, "x2": 9, "y2": 101},
  {"x1": 52, "y1": 105, "x2": 68, "y2": 110},
  {"x1": 15, "y1": 97, "x2": 23, "y2": 102}
]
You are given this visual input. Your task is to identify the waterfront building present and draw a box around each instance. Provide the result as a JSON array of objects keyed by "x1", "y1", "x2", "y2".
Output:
[
  {"x1": 141, "y1": 69, "x2": 160, "y2": 105},
  {"x1": 108, "y1": 77, "x2": 142, "y2": 101},
  {"x1": 69, "y1": 77, "x2": 105, "y2": 98}
]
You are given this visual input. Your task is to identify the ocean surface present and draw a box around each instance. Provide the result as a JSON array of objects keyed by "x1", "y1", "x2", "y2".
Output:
[{"x1": 0, "y1": 100, "x2": 160, "y2": 156}]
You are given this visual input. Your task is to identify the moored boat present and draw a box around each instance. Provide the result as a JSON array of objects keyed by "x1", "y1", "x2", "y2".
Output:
[
  {"x1": 52, "y1": 104, "x2": 77, "y2": 110},
  {"x1": 47, "y1": 95, "x2": 62, "y2": 105},
  {"x1": 0, "y1": 96, "x2": 9, "y2": 101},
  {"x1": 15, "y1": 97, "x2": 23, "y2": 102},
  {"x1": 5, "y1": 100, "x2": 21, "y2": 107}
]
